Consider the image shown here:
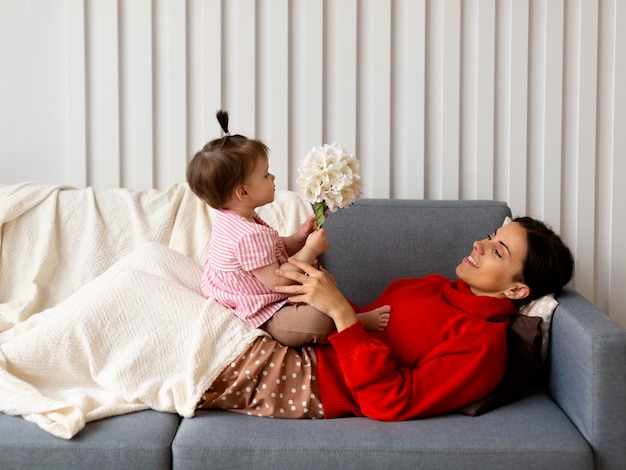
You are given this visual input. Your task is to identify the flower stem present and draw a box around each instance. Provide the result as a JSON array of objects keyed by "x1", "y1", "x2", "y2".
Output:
[{"x1": 313, "y1": 202, "x2": 327, "y2": 228}]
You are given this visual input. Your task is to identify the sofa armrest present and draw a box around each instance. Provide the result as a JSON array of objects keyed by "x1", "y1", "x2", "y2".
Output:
[{"x1": 549, "y1": 288, "x2": 626, "y2": 470}]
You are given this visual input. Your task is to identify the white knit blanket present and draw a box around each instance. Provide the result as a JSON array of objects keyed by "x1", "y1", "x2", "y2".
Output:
[
  {"x1": 0, "y1": 182, "x2": 312, "y2": 329},
  {"x1": 0, "y1": 183, "x2": 312, "y2": 439}
]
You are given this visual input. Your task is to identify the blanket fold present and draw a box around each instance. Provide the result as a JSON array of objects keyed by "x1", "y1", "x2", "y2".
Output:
[{"x1": 0, "y1": 244, "x2": 265, "y2": 439}]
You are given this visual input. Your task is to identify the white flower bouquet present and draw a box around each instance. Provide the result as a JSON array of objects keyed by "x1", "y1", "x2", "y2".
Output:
[{"x1": 297, "y1": 143, "x2": 363, "y2": 227}]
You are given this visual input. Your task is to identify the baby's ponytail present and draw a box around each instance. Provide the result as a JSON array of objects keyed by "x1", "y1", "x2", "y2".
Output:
[
  {"x1": 216, "y1": 110, "x2": 230, "y2": 136},
  {"x1": 187, "y1": 109, "x2": 269, "y2": 209}
]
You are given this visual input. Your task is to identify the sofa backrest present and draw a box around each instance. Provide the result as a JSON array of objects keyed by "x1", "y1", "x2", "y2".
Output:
[{"x1": 320, "y1": 199, "x2": 512, "y2": 308}]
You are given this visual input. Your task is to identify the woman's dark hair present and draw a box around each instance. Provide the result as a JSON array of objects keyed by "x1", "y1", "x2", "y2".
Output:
[
  {"x1": 186, "y1": 110, "x2": 269, "y2": 209},
  {"x1": 513, "y1": 217, "x2": 575, "y2": 307}
]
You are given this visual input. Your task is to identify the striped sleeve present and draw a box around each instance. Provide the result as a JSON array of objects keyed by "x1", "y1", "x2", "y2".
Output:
[{"x1": 236, "y1": 229, "x2": 280, "y2": 271}]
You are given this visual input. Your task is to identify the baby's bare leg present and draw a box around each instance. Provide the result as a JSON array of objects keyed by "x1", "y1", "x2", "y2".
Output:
[{"x1": 357, "y1": 305, "x2": 391, "y2": 332}]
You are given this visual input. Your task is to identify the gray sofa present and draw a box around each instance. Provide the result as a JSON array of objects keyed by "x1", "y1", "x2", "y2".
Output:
[{"x1": 1, "y1": 192, "x2": 625, "y2": 470}]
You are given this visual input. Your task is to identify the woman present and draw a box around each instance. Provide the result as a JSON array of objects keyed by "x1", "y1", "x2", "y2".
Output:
[{"x1": 197, "y1": 217, "x2": 574, "y2": 420}]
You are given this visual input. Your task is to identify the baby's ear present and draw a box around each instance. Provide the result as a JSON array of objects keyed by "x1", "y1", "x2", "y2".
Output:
[{"x1": 235, "y1": 185, "x2": 248, "y2": 201}]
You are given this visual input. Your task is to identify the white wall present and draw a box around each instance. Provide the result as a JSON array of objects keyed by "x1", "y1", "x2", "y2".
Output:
[{"x1": 1, "y1": 0, "x2": 625, "y2": 328}]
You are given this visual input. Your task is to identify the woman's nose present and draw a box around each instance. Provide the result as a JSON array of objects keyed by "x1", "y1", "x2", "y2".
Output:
[{"x1": 474, "y1": 240, "x2": 485, "y2": 255}]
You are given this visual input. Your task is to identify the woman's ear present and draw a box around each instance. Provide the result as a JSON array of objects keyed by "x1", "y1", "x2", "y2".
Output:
[{"x1": 506, "y1": 283, "x2": 530, "y2": 300}]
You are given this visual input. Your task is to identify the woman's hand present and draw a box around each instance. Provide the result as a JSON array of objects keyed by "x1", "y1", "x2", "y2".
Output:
[{"x1": 274, "y1": 258, "x2": 358, "y2": 332}]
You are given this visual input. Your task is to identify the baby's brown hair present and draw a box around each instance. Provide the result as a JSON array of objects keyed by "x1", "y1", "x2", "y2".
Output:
[{"x1": 187, "y1": 110, "x2": 269, "y2": 209}]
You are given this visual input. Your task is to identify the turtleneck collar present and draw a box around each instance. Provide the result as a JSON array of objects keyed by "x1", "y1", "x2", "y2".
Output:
[{"x1": 444, "y1": 279, "x2": 517, "y2": 321}]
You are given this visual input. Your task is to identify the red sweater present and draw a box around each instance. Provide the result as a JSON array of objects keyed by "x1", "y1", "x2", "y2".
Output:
[{"x1": 315, "y1": 275, "x2": 517, "y2": 420}]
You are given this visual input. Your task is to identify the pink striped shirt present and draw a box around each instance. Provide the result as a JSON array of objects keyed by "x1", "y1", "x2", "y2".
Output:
[{"x1": 201, "y1": 209, "x2": 290, "y2": 328}]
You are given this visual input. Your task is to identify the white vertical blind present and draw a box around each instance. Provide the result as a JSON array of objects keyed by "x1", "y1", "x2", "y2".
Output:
[
  {"x1": 290, "y1": 0, "x2": 324, "y2": 188},
  {"x1": 392, "y1": 0, "x2": 426, "y2": 199},
  {"x1": 325, "y1": 0, "x2": 357, "y2": 151},
  {"x1": 119, "y1": 0, "x2": 154, "y2": 189},
  {"x1": 187, "y1": 0, "x2": 222, "y2": 158},
  {"x1": 86, "y1": 0, "x2": 121, "y2": 189},
  {"x1": 608, "y1": 0, "x2": 626, "y2": 327},
  {"x1": 65, "y1": 0, "x2": 88, "y2": 188},
  {"x1": 496, "y1": 0, "x2": 530, "y2": 215},
  {"x1": 527, "y1": 0, "x2": 564, "y2": 225},
  {"x1": 257, "y1": 0, "x2": 290, "y2": 186},
  {"x1": 1, "y1": 0, "x2": 624, "y2": 328},
  {"x1": 357, "y1": 0, "x2": 392, "y2": 198},
  {"x1": 460, "y1": 0, "x2": 496, "y2": 201}
]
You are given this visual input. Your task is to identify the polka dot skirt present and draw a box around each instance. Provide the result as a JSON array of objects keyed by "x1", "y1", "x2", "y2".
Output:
[{"x1": 197, "y1": 336, "x2": 324, "y2": 419}]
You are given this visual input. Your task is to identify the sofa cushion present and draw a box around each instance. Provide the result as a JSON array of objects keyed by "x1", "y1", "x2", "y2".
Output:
[
  {"x1": 0, "y1": 411, "x2": 179, "y2": 470},
  {"x1": 172, "y1": 393, "x2": 592, "y2": 470},
  {"x1": 519, "y1": 293, "x2": 557, "y2": 360}
]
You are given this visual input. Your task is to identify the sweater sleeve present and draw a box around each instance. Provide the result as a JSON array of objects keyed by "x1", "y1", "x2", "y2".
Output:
[{"x1": 328, "y1": 321, "x2": 507, "y2": 421}]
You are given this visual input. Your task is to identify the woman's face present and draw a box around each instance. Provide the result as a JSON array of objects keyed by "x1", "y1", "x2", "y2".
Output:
[{"x1": 455, "y1": 221, "x2": 530, "y2": 300}]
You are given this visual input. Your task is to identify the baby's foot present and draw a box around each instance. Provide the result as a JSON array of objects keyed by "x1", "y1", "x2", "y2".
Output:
[{"x1": 358, "y1": 305, "x2": 391, "y2": 332}]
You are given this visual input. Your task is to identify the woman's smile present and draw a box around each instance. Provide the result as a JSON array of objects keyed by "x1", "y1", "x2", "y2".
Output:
[{"x1": 466, "y1": 254, "x2": 480, "y2": 268}]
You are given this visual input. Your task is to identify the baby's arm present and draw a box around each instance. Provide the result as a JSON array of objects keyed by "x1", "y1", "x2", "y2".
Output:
[
  {"x1": 281, "y1": 215, "x2": 317, "y2": 256},
  {"x1": 253, "y1": 228, "x2": 328, "y2": 289},
  {"x1": 290, "y1": 227, "x2": 328, "y2": 266}
]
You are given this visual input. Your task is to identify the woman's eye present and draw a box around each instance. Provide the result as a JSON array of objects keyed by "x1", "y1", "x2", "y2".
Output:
[{"x1": 487, "y1": 234, "x2": 502, "y2": 258}]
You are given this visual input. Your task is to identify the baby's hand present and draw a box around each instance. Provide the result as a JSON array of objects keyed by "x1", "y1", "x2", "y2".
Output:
[
  {"x1": 294, "y1": 215, "x2": 317, "y2": 246},
  {"x1": 305, "y1": 228, "x2": 329, "y2": 256}
]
